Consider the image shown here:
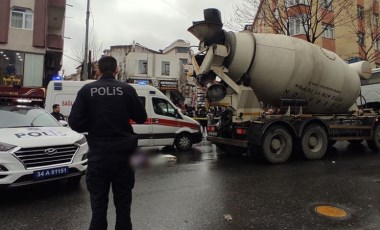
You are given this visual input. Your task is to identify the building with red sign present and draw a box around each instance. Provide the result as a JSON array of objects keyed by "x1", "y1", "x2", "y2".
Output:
[{"x1": 0, "y1": 0, "x2": 66, "y2": 105}]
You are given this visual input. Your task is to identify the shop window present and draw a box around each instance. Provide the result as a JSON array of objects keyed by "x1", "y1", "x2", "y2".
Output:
[
  {"x1": 0, "y1": 50, "x2": 24, "y2": 86},
  {"x1": 10, "y1": 8, "x2": 33, "y2": 30}
]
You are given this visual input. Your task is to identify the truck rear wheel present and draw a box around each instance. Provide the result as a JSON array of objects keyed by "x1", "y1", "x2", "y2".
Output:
[
  {"x1": 367, "y1": 124, "x2": 380, "y2": 152},
  {"x1": 301, "y1": 124, "x2": 328, "y2": 160},
  {"x1": 261, "y1": 125, "x2": 293, "y2": 164}
]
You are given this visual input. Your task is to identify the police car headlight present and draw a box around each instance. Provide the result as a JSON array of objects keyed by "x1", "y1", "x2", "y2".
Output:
[
  {"x1": 0, "y1": 142, "x2": 17, "y2": 152},
  {"x1": 75, "y1": 135, "x2": 87, "y2": 145}
]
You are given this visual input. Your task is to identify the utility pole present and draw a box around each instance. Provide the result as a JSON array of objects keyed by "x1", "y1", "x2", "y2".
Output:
[{"x1": 83, "y1": 0, "x2": 90, "y2": 80}]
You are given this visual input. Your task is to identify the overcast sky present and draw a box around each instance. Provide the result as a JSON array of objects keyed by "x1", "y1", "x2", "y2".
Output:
[{"x1": 62, "y1": 0, "x2": 244, "y2": 75}]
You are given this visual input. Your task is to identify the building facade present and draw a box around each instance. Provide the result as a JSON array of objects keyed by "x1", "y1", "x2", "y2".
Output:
[
  {"x1": 107, "y1": 40, "x2": 199, "y2": 106},
  {"x1": 252, "y1": 0, "x2": 380, "y2": 67},
  {"x1": 0, "y1": 0, "x2": 65, "y2": 88}
]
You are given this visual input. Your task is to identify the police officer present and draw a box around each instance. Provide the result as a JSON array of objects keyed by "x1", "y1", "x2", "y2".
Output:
[
  {"x1": 68, "y1": 56, "x2": 147, "y2": 230},
  {"x1": 51, "y1": 104, "x2": 65, "y2": 121}
]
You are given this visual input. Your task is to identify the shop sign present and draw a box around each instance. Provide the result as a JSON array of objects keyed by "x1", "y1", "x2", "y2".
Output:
[
  {"x1": 159, "y1": 80, "x2": 178, "y2": 90},
  {"x1": 1, "y1": 75, "x2": 23, "y2": 86},
  {"x1": 0, "y1": 85, "x2": 45, "y2": 98}
]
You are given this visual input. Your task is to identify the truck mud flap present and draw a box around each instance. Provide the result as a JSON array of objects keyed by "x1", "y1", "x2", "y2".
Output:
[{"x1": 207, "y1": 136, "x2": 250, "y2": 148}]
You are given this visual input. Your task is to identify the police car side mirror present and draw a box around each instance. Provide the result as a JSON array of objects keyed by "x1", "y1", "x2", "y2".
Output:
[{"x1": 59, "y1": 120, "x2": 69, "y2": 127}]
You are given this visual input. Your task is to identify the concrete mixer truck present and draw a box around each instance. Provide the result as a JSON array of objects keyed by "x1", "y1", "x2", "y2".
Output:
[{"x1": 189, "y1": 9, "x2": 379, "y2": 164}]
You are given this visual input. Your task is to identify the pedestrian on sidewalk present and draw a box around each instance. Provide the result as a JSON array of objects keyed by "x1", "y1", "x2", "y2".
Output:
[{"x1": 68, "y1": 56, "x2": 147, "y2": 230}]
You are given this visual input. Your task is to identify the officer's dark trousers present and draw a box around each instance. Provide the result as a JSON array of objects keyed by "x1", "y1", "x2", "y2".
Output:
[{"x1": 86, "y1": 156, "x2": 135, "y2": 230}]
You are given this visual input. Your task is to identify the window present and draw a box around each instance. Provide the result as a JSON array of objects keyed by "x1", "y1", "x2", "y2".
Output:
[
  {"x1": 176, "y1": 47, "x2": 188, "y2": 53},
  {"x1": 289, "y1": 16, "x2": 309, "y2": 35},
  {"x1": 152, "y1": 98, "x2": 178, "y2": 118},
  {"x1": 138, "y1": 60, "x2": 147, "y2": 74},
  {"x1": 10, "y1": 8, "x2": 33, "y2": 30},
  {"x1": 321, "y1": 0, "x2": 332, "y2": 10},
  {"x1": 358, "y1": 32, "x2": 365, "y2": 46},
  {"x1": 323, "y1": 24, "x2": 335, "y2": 39},
  {"x1": 180, "y1": 59, "x2": 188, "y2": 65},
  {"x1": 374, "y1": 14, "x2": 379, "y2": 27},
  {"x1": 285, "y1": 0, "x2": 310, "y2": 7},
  {"x1": 274, "y1": 8, "x2": 280, "y2": 19},
  {"x1": 375, "y1": 39, "x2": 380, "y2": 50},
  {"x1": 357, "y1": 5, "x2": 364, "y2": 19},
  {"x1": 161, "y1": 61, "x2": 170, "y2": 75}
]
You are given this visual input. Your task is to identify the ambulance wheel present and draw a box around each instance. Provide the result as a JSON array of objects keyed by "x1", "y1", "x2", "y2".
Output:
[
  {"x1": 367, "y1": 124, "x2": 380, "y2": 152},
  {"x1": 261, "y1": 125, "x2": 293, "y2": 164},
  {"x1": 175, "y1": 133, "x2": 193, "y2": 151},
  {"x1": 301, "y1": 124, "x2": 328, "y2": 160},
  {"x1": 67, "y1": 175, "x2": 82, "y2": 187}
]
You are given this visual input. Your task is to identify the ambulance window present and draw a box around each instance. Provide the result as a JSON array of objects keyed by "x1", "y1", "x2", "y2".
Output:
[
  {"x1": 138, "y1": 96, "x2": 145, "y2": 106},
  {"x1": 152, "y1": 98, "x2": 177, "y2": 118}
]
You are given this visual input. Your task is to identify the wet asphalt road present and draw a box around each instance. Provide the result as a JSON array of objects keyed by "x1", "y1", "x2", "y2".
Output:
[{"x1": 1, "y1": 140, "x2": 380, "y2": 230}]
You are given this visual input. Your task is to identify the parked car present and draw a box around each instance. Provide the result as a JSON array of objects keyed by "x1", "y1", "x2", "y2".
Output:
[{"x1": 0, "y1": 105, "x2": 88, "y2": 189}]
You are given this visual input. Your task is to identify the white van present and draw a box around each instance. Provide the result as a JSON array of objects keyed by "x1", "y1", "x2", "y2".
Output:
[{"x1": 45, "y1": 80, "x2": 202, "y2": 151}]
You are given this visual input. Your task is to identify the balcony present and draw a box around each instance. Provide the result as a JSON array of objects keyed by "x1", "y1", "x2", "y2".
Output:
[
  {"x1": 47, "y1": 0, "x2": 65, "y2": 30},
  {"x1": 47, "y1": 34, "x2": 63, "y2": 50},
  {"x1": 48, "y1": 0, "x2": 66, "y2": 8}
]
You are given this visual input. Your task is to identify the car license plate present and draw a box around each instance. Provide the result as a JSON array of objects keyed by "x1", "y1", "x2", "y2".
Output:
[{"x1": 33, "y1": 166, "x2": 69, "y2": 180}]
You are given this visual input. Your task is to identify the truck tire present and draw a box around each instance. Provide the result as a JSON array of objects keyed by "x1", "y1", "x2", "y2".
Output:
[
  {"x1": 301, "y1": 124, "x2": 328, "y2": 160},
  {"x1": 175, "y1": 133, "x2": 193, "y2": 151},
  {"x1": 261, "y1": 125, "x2": 293, "y2": 164},
  {"x1": 367, "y1": 125, "x2": 380, "y2": 152}
]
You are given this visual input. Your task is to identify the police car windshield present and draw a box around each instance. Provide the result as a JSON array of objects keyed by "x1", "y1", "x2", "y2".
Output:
[{"x1": 0, "y1": 106, "x2": 61, "y2": 128}]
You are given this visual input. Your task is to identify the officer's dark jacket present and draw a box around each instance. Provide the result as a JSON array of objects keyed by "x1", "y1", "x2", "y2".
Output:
[
  {"x1": 51, "y1": 112, "x2": 65, "y2": 121},
  {"x1": 68, "y1": 73, "x2": 147, "y2": 156}
]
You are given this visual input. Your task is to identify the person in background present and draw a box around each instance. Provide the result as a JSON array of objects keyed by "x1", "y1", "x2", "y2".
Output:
[
  {"x1": 51, "y1": 104, "x2": 65, "y2": 121},
  {"x1": 68, "y1": 56, "x2": 147, "y2": 230}
]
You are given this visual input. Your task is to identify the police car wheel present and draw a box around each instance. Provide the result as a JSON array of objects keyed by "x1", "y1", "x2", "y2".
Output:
[{"x1": 175, "y1": 134, "x2": 192, "y2": 151}]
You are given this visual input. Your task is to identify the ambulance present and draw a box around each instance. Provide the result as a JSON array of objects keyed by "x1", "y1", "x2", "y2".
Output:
[{"x1": 45, "y1": 81, "x2": 203, "y2": 151}]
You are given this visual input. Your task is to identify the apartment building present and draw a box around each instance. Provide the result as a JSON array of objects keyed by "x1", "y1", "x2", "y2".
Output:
[
  {"x1": 0, "y1": 0, "x2": 65, "y2": 88},
  {"x1": 252, "y1": 0, "x2": 380, "y2": 67},
  {"x1": 107, "y1": 40, "x2": 194, "y2": 105}
]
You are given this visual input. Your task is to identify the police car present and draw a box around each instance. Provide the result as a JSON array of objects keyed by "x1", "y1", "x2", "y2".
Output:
[{"x1": 0, "y1": 105, "x2": 88, "y2": 188}]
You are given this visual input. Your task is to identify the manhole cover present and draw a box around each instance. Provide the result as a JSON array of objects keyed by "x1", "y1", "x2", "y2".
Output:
[{"x1": 313, "y1": 205, "x2": 350, "y2": 220}]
